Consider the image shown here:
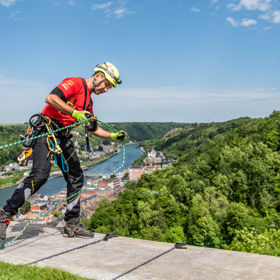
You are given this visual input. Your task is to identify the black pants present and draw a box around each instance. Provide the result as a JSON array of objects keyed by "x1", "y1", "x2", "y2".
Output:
[{"x1": 3, "y1": 134, "x2": 83, "y2": 221}]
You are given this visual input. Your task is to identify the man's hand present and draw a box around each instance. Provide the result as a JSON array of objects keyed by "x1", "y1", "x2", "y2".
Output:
[
  {"x1": 110, "y1": 130, "x2": 127, "y2": 142},
  {"x1": 72, "y1": 110, "x2": 92, "y2": 123}
]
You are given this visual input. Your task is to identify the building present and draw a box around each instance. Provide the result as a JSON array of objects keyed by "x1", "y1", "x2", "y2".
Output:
[
  {"x1": 27, "y1": 202, "x2": 49, "y2": 224},
  {"x1": 129, "y1": 165, "x2": 144, "y2": 180}
]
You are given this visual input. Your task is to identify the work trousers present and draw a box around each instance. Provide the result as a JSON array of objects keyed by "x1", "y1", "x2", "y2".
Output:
[{"x1": 4, "y1": 133, "x2": 83, "y2": 221}]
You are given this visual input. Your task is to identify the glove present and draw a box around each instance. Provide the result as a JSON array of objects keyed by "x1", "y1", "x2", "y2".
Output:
[
  {"x1": 72, "y1": 110, "x2": 91, "y2": 123},
  {"x1": 110, "y1": 130, "x2": 127, "y2": 142}
]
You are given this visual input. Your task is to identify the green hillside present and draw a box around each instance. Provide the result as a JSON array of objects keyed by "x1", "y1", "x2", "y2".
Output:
[
  {"x1": 110, "y1": 122, "x2": 187, "y2": 141},
  {"x1": 87, "y1": 111, "x2": 280, "y2": 256}
]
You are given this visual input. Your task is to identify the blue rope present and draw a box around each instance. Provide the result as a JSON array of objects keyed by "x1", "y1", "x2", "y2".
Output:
[
  {"x1": 49, "y1": 138, "x2": 69, "y2": 173},
  {"x1": 60, "y1": 152, "x2": 69, "y2": 173}
]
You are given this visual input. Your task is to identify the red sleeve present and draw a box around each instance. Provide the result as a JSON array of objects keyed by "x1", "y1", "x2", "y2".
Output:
[{"x1": 56, "y1": 78, "x2": 80, "y2": 99}]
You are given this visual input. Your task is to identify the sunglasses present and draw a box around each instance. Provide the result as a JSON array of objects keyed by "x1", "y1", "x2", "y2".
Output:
[{"x1": 104, "y1": 79, "x2": 113, "y2": 88}]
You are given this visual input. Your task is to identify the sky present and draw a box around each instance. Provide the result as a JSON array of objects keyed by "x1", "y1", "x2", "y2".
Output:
[{"x1": 0, "y1": 0, "x2": 280, "y2": 123}]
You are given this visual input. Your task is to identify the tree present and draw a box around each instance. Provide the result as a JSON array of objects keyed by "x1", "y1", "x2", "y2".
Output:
[
  {"x1": 225, "y1": 228, "x2": 280, "y2": 256},
  {"x1": 186, "y1": 194, "x2": 222, "y2": 248}
]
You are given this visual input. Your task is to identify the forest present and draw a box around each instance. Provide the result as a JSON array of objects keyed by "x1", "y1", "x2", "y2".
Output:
[{"x1": 87, "y1": 111, "x2": 280, "y2": 256}]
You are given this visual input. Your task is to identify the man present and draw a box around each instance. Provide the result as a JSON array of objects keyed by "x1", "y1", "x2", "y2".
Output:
[{"x1": 0, "y1": 62, "x2": 127, "y2": 239}]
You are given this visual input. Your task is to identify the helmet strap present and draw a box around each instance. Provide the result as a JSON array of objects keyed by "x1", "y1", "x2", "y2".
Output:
[{"x1": 92, "y1": 74, "x2": 106, "y2": 88}]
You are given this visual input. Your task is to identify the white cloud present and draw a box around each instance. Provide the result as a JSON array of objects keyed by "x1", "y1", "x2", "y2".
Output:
[
  {"x1": 226, "y1": 17, "x2": 257, "y2": 27},
  {"x1": 9, "y1": 9, "x2": 20, "y2": 19},
  {"x1": 230, "y1": 0, "x2": 272, "y2": 12},
  {"x1": 91, "y1": 1, "x2": 113, "y2": 11},
  {"x1": 258, "y1": 10, "x2": 280, "y2": 24},
  {"x1": 226, "y1": 17, "x2": 239, "y2": 27},
  {"x1": 272, "y1": 10, "x2": 280, "y2": 23},
  {"x1": 68, "y1": 0, "x2": 76, "y2": 6},
  {"x1": 91, "y1": 0, "x2": 132, "y2": 19},
  {"x1": 259, "y1": 13, "x2": 270, "y2": 20},
  {"x1": 217, "y1": 0, "x2": 280, "y2": 27},
  {"x1": 227, "y1": 3, "x2": 236, "y2": 10},
  {"x1": 114, "y1": 7, "x2": 127, "y2": 18},
  {"x1": 190, "y1": 7, "x2": 200, "y2": 13},
  {"x1": 0, "y1": 0, "x2": 17, "y2": 7},
  {"x1": 240, "y1": 18, "x2": 257, "y2": 26},
  {"x1": 226, "y1": 16, "x2": 258, "y2": 27}
]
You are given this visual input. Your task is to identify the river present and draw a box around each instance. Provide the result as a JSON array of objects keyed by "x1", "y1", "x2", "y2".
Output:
[{"x1": 0, "y1": 144, "x2": 143, "y2": 207}]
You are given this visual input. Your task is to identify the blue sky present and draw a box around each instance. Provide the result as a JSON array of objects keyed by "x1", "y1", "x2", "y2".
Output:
[{"x1": 0, "y1": 0, "x2": 280, "y2": 123}]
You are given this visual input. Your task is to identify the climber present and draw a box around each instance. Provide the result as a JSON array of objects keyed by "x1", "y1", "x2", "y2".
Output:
[{"x1": 0, "y1": 62, "x2": 127, "y2": 240}]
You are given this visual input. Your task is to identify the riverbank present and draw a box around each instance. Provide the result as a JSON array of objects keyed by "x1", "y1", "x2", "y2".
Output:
[{"x1": 0, "y1": 170, "x2": 26, "y2": 189}]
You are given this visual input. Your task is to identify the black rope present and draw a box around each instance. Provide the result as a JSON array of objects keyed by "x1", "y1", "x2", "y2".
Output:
[
  {"x1": 111, "y1": 242, "x2": 187, "y2": 280},
  {"x1": 25, "y1": 233, "x2": 118, "y2": 266}
]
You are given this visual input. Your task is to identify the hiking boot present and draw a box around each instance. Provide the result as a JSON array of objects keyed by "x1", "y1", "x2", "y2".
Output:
[
  {"x1": 0, "y1": 208, "x2": 11, "y2": 240},
  {"x1": 64, "y1": 218, "x2": 94, "y2": 238}
]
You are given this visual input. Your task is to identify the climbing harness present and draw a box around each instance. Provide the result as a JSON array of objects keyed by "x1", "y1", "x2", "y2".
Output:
[
  {"x1": 44, "y1": 118, "x2": 69, "y2": 172},
  {"x1": 0, "y1": 117, "x2": 126, "y2": 249},
  {"x1": 17, "y1": 113, "x2": 70, "y2": 172}
]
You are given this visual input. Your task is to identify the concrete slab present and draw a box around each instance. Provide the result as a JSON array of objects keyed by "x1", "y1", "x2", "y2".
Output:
[{"x1": 0, "y1": 222, "x2": 279, "y2": 280}]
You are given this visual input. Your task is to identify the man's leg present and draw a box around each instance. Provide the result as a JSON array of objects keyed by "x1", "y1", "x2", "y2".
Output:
[
  {"x1": 57, "y1": 136, "x2": 94, "y2": 238},
  {"x1": 0, "y1": 137, "x2": 51, "y2": 239}
]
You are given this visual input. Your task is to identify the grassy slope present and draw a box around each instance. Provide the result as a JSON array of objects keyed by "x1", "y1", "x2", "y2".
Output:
[{"x1": 0, "y1": 262, "x2": 92, "y2": 280}]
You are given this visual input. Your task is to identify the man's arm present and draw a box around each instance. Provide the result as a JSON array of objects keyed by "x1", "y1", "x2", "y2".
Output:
[
  {"x1": 45, "y1": 94, "x2": 74, "y2": 115},
  {"x1": 90, "y1": 126, "x2": 127, "y2": 141},
  {"x1": 89, "y1": 126, "x2": 111, "y2": 139}
]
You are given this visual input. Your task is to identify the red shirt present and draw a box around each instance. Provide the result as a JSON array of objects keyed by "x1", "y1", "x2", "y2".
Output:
[{"x1": 42, "y1": 77, "x2": 93, "y2": 127}]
